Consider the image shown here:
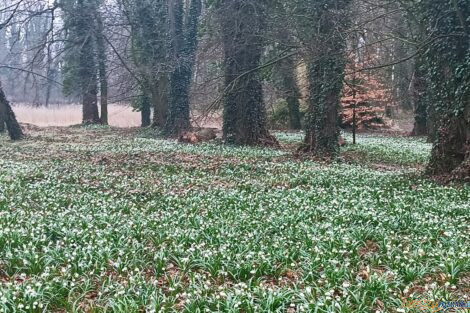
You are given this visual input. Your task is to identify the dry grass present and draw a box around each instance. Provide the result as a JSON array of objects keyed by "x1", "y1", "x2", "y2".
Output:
[{"x1": 12, "y1": 104, "x2": 141, "y2": 127}]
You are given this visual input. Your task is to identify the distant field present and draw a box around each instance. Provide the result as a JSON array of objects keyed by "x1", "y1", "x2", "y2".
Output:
[
  {"x1": 11, "y1": 104, "x2": 223, "y2": 129},
  {"x1": 12, "y1": 104, "x2": 142, "y2": 127}
]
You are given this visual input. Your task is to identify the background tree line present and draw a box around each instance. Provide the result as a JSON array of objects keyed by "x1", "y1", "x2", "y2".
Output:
[{"x1": 0, "y1": 0, "x2": 468, "y2": 180}]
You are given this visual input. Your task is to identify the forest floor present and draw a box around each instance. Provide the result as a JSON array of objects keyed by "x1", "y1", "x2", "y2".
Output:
[{"x1": 0, "y1": 126, "x2": 469, "y2": 312}]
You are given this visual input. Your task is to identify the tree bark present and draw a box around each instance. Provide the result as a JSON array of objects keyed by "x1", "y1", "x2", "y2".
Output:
[
  {"x1": 165, "y1": 0, "x2": 202, "y2": 136},
  {"x1": 78, "y1": 1, "x2": 100, "y2": 125},
  {"x1": 300, "y1": 1, "x2": 350, "y2": 157},
  {"x1": 0, "y1": 110, "x2": 5, "y2": 133},
  {"x1": 96, "y1": 12, "x2": 108, "y2": 125},
  {"x1": 0, "y1": 82, "x2": 23, "y2": 140},
  {"x1": 410, "y1": 59, "x2": 428, "y2": 136},
  {"x1": 424, "y1": 0, "x2": 469, "y2": 181},
  {"x1": 304, "y1": 58, "x2": 344, "y2": 157},
  {"x1": 427, "y1": 108, "x2": 470, "y2": 180},
  {"x1": 152, "y1": 75, "x2": 169, "y2": 128},
  {"x1": 304, "y1": 48, "x2": 346, "y2": 158},
  {"x1": 278, "y1": 58, "x2": 302, "y2": 130},
  {"x1": 219, "y1": 0, "x2": 277, "y2": 146},
  {"x1": 140, "y1": 89, "x2": 151, "y2": 127}
]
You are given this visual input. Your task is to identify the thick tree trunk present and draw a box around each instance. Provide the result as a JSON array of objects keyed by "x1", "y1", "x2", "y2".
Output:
[
  {"x1": 300, "y1": 2, "x2": 349, "y2": 157},
  {"x1": 151, "y1": 76, "x2": 169, "y2": 128},
  {"x1": 427, "y1": 108, "x2": 470, "y2": 180},
  {"x1": 220, "y1": 0, "x2": 277, "y2": 146},
  {"x1": 0, "y1": 83, "x2": 23, "y2": 140},
  {"x1": 303, "y1": 57, "x2": 345, "y2": 157},
  {"x1": 82, "y1": 89, "x2": 99, "y2": 125},
  {"x1": 166, "y1": 67, "x2": 191, "y2": 134},
  {"x1": 79, "y1": 10, "x2": 100, "y2": 125},
  {"x1": 165, "y1": 0, "x2": 202, "y2": 136},
  {"x1": 424, "y1": 0, "x2": 469, "y2": 181}
]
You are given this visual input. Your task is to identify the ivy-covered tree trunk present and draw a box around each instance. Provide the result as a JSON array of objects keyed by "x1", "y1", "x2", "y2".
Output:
[
  {"x1": 424, "y1": 0, "x2": 469, "y2": 180},
  {"x1": 125, "y1": 0, "x2": 170, "y2": 129},
  {"x1": 301, "y1": 1, "x2": 350, "y2": 157},
  {"x1": 219, "y1": 0, "x2": 277, "y2": 146},
  {"x1": 304, "y1": 56, "x2": 346, "y2": 156},
  {"x1": 428, "y1": 104, "x2": 470, "y2": 179},
  {"x1": 62, "y1": 0, "x2": 101, "y2": 125},
  {"x1": 0, "y1": 82, "x2": 23, "y2": 140},
  {"x1": 165, "y1": 0, "x2": 202, "y2": 136}
]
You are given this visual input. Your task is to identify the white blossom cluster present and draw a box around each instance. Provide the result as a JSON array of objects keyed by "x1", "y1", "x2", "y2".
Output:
[{"x1": 0, "y1": 129, "x2": 468, "y2": 312}]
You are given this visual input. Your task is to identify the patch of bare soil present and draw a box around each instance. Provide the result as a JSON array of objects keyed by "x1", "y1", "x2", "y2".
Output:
[
  {"x1": 358, "y1": 240, "x2": 380, "y2": 258},
  {"x1": 261, "y1": 270, "x2": 302, "y2": 289}
]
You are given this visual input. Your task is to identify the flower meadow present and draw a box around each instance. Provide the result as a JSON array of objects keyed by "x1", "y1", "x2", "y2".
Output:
[{"x1": 0, "y1": 127, "x2": 469, "y2": 313}]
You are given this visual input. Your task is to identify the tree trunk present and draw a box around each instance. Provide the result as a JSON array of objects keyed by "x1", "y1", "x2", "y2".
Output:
[
  {"x1": 79, "y1": 2, "x2": 100, "y2": 125},
  {"x1": 165, "y1": 0, "x2": 202, "y2": 136},
  {"x1": 0, "y1": 111, "x2": 5, "y2": 133},
  {"x1": 279, "y1": 58, "x2": 302, "y2": 130},
  {"x1": 304, "y1": 56, "x2": 346, "y2": 157},
  {"x1": 140, "y1": 89, "x2": 151, "y2": 127},
  {"x1": 410, "y1": 59, "x2": 428, "y2": 136},
  {"x1": 427, "y1": 108, "x2": 470, "y2": 180},
  {"x1": 424, "y1": 0, "x2": 469, "y2": 181},
  {"x1": 0, "y1": 82, "x2": 23, "y2": 140},
  {"x1": 96, "y1": 12, "x2": 108, "y2": 125},
  {"x1": 152, "y1": 75, "x2": 169, "y2": 128},
  {"x1": 286, "y1": 95, "x2": 302, "y2": 131},
  {"x1": 219, "y1": 0, "x2": 277, "y2": 146},
  {"x1": 300, "y1": 2, "x2": 349, "y2": 157}
]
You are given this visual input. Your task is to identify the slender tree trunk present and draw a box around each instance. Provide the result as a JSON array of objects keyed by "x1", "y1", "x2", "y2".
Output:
[
  {"x1": 286, "y1": 96, "x2": 302, "y2": 131},
  {"x1": 140, "y1": 89, "x2": 151, "y2": 127},
  {"x1": 278, "y1": 58, "x2": 302, "y2": 130},
  {"x1": 96, "y1": 12, "x2": 108, "y2": 125},
  {"x1": 45, "y1": 10, "x2": 55, "y2": 108},
  {"x1": 219, "y1": 0, "x2": 277, "y2": 146},
  {"x1": 426, "y1": 104, "x2": 437, "y2": 142},
  {"x1": 410, "y1": 59, "x2": 428, "y2": 136},
  {"x1": 0, "y1": 109, "x2": 5, "y2": 133},
  {"x1": 0, "y1": 82, "x2": 23, "y2": 140}
]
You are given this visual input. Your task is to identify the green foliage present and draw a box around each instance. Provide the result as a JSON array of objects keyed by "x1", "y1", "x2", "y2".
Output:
[
  {"x1": 268, "y1": 100, "x2": 305, "y2": 130},
  {"x1": 1, "y1": 128, "x2": 469, "y2": 312},
  {"x1": 341, "y1": 133, "x2": 431, "y2": 166},
  {"x1": 61, "y1": 0, "x2": 99, "y2": 97},
  {"x1": 413, "y1": 0, "x2": 470, "y2": 175}
]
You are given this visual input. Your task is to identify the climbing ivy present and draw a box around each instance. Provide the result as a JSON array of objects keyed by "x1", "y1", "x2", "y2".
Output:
[{"x1": 415, "y1": 0, "x2": 469, "y2": 178}]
